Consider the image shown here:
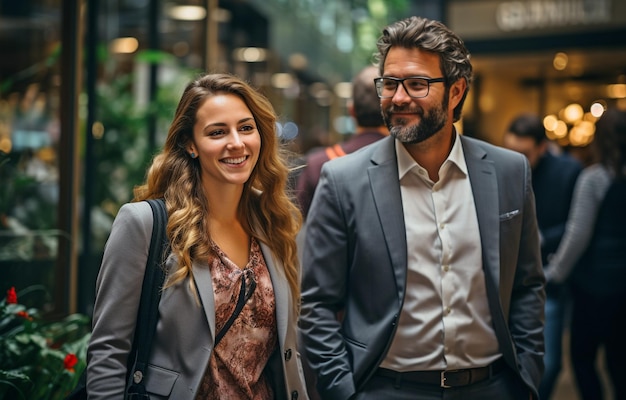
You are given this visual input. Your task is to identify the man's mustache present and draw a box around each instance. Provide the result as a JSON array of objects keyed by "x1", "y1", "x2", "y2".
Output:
[{"x1": 387, "y1": 106, "x2": 423, "y2": 114}]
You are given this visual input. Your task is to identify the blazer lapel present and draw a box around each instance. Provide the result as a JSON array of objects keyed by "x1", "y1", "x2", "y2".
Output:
[
  {"x1": 193, "y1": 262, "x2": 217, "y2": 343},
  {"x1": 461, "y1": 137, "x2": 520, "y2": 370},
  {"x1": 461, "y1": 136, "x2": 500, "y2": 287},
  {"x1": 370, "y1": 137, "x2": 408, "y2": 302}
]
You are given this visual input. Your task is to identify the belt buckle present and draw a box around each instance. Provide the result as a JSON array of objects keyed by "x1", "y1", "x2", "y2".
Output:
[{"x1": 440, "y1": 371, "x2": 452, "y2": 388}]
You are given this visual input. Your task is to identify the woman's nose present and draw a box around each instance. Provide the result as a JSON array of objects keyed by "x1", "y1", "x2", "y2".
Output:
[{"x1": 228, "y1": 131, "x2": 245, "y2": 148}]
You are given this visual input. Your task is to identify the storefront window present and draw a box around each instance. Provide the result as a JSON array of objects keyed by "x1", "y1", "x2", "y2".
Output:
[{"x1": 1, "y1": 0, "x2": 63, "y2": 311}]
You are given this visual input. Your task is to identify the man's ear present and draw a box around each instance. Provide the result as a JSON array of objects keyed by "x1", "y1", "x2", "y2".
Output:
[
  {"x1": 449, "y1": 78, "x2": 467, "y2": 111},
  {"x1": 347, "y1": 99, "x2": 355, "y2": 119}
]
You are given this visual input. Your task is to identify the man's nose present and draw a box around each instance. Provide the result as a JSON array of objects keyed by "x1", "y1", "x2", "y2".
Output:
[{"x1": 392, "y1": 83, "x2": 411, "y2": 104}]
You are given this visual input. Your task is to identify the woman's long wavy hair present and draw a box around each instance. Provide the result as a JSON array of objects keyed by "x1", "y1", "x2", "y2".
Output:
[
  {"x1": 374, "y1": 16, "x2": 473, "y2": 123},
  {"x1": 133, "y1": 73, "x2": 302, "y2": 306}
]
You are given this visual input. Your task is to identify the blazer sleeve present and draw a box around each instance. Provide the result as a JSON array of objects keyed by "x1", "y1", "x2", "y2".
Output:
[
  {"x1": 507, "y1": 156, "x2": 546, "y2": 394},
  {"x1": 300, "y1": 163, "x2": 357, "y2": 400},
  {"x1": 87, "y1": 202, "x2": 152, "y2": 399}
]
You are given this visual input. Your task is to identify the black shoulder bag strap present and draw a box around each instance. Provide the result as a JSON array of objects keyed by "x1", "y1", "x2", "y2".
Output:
[
  {"x1": 214, "y1": 274, "x2": 250, "y2": 346},
  {"x1": 125, "y1": 198, "x2": 168, "y2": 399},
  {"x1": 64, "y1": 199, "x2": 168, "y2": 400}
]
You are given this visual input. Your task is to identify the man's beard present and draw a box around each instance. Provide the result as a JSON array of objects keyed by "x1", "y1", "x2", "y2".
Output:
[{"x1": 383, "y1": 94, "x2": 449, "y2": 145}]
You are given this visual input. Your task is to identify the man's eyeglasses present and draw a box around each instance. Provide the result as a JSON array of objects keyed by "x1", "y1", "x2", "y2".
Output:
[{"x1": 374, "y1": 76, "x2": 445, "y2": 99}]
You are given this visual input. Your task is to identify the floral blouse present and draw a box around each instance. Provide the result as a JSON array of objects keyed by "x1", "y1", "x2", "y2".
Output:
[{"x1": 195, "y1": 237, "x2": 278, "y2": 399}]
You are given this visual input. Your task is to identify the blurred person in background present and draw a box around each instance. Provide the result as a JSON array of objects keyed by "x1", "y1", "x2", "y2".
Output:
[
  {"x1": 503, "y1": 113, "x2": 582, "y2": 399},
  {"x1": 300, "y1": 16, "x2": 545, "y2": 400},
  {"x1": 295, "y1": 65, "x2": 388, "y2": 218},
  {"x1": 544, "y1": 107, "x2": 626, "y2": 400}
]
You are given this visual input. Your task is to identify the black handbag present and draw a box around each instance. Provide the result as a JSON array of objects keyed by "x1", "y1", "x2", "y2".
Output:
[{"x1": 65, "y1": 198, "x2": 168, "y2": 400}]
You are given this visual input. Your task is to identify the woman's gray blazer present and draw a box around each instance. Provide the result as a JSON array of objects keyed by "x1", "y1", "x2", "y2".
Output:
[{"x1": 86, "y1": 201, "x2": 309, "y2": 399}]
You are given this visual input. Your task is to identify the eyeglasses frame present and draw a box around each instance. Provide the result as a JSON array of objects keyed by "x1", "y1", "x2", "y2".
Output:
[{"x1": 374, "y1": 76, "x2": 446, "y2": 99}]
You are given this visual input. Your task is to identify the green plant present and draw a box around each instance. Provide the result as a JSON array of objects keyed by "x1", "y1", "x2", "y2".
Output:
[{"x1": 0, "y1": 286, "x2": 91, "y2": 400}]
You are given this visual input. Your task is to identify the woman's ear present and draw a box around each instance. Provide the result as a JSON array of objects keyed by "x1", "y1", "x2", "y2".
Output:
[{"x1": 186, "y1": 143, "x2": 197, "y2": 159}]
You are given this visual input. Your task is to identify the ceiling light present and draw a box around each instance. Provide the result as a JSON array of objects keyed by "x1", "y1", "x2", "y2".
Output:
[
  {"x1": 233, "y1": 47, "x2": 267, "y2": 63},
  {"x1": 167, "y1": 5, "x2": 206, "y2": 21},
  {"x1": 563, "y1": 103, "x2": 583, "y2": 123},
  {"x1": 590, "y1": 101, "x2": 606, "y2": 118},
  {"x1": 110, "y1": 37, "x2": 139, "y2": 54},
  {"x1": 553, "y1": 52, "x2": 568, "y2": 71},
  {"x1": 608, "y1": 84, "x2": 626, "y2": 99},
  {"x1": 271, "y1": 73, "x2": 294, "y2": 89}
]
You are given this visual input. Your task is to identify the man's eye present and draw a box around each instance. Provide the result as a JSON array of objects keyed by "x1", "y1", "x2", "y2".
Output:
[
  {"x1": 407, "y1": 80, "x2": 427, "y2": 89},
  {"x1": 383, "y1": 80, "x2": 397, "y2": 89}
]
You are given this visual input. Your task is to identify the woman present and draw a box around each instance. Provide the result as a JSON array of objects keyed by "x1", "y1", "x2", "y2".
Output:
[
  {"x1": 544, "y1": 108, "x2": 626, "y2": 400},
  {"x1": 86, "y1": 73, "x2": 309, "y2": 399}
]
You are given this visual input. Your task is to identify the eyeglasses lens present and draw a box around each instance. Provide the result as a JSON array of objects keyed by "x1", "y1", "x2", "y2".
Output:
[{"x1": 377, "y1": 78, "x2": 429, "y2": 98}]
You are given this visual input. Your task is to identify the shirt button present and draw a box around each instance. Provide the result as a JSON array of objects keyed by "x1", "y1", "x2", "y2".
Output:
[
  {"x1": 444, "y1": 307, "x2": 451, "y2": 315},
  {"x1": 439, "y1": 223, "x2": 445, "y2": 230},
  {"x1": 443, "y1": 265, "x2": 450, "y2": 272},
  {"x1": 284, "y1": 349, "x2": 292, "y2": 361},
  {"x1": 291, "y1": 390, "x2": 299, "y2": 399}
]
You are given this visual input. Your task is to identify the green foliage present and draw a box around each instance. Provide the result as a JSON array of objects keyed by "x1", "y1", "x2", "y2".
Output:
[
  {"x1": 91, "y1": 53, "x2": 197, "y2": 221},
  {"x1": 0, "y1": 286, "x2": 91, "y2": 400},
  {"x1": 352, "y1": 0, "x2": 410, "y2": 66},
  {"x1": 0, "y1": 151, "x2": 54, "y2": 231}
]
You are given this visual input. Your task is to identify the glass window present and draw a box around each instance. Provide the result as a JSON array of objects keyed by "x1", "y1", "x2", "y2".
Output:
[{"x1": 1, "y1": 0, "x2": 63, "y2": 311}]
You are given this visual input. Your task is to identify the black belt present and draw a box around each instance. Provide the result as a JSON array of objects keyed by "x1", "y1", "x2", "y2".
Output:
[{"x1": 376, "y1": 358, "x2": 507, "y2": 388}]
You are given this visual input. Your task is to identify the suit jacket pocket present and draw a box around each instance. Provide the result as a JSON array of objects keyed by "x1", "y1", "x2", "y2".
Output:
[
  {"x1": 499, "y1": 209, "x2": 520, "y2": 221},
  {"x1": 344, "y1": 336, "x2": 369, "y2": 386},
  {"x1": 144, "y1": 364, "x2": 180, "y2": 397}
]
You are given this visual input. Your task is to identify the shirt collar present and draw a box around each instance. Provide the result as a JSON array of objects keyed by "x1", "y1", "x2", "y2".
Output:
[{"x1": 395, "y1": 132, "x2": 468, "y2": 180}]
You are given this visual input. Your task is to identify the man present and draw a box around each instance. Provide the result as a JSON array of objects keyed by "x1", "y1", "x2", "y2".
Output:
[
  {"x1": 503, "y1": 113, "x2": 582, "y2": 399},
  {"x1": 296, "y1": 65, "x2": 388, "y2": 218},
  {"x1": 299, "y1": 16, "x2": 545, "y2": 400}
]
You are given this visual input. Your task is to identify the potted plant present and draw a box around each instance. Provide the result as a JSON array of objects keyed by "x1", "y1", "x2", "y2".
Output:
[{"x1": 0, "y1": 286, "x2": 90, "y2": 400}]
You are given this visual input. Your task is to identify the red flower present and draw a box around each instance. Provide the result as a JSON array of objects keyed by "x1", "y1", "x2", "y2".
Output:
[
  {"x1": 64, "y1": 353, "x2": 78, "y2": 372},
  {"x1": 6, "y1": 287, "x2": 17, "y2": 304},
  {"x1": 15, "y1": 310, "x2": 33, "y2": 321}
]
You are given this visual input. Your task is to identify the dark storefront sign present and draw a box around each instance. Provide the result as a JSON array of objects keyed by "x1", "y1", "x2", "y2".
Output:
[{"x1": 448, "y1": 0, "x2": 626, "y2": 52}]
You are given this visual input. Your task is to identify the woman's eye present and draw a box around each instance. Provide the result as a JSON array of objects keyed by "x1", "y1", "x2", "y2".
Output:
[
  {"x1": 240, "y1": 125, "x2": 255, "y2": 132},
  {"x1": 208, "y1": 129, "x2": 224, "y2": 137}
]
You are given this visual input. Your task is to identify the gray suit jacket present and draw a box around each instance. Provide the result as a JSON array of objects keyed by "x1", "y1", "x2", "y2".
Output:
[
  {"x1": 87, "y1": 201, "x2": 308, "y2": 399},
  {"x1": 300, "y1": 135, "x2": 545, "y2": 399}
]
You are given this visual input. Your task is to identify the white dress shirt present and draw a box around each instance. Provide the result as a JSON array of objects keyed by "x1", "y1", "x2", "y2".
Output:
[{"x1": 380, "y1": 134, "x2": 501, "y2": 371}]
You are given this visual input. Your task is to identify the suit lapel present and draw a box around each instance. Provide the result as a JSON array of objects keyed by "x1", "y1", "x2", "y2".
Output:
[
  {"x1": 461, "y1": 136, "x2": 501, "y2": 287},
  {"x1": 370, "y1": 137, "x2": 408, "y2": 301},
  {"x1": 461, "y1": 137, "x2": 520, "y2": 370}
]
